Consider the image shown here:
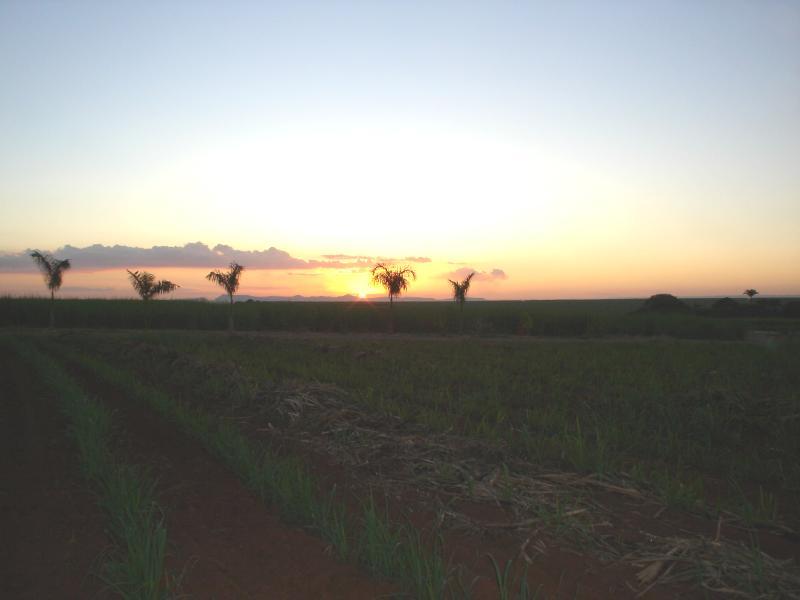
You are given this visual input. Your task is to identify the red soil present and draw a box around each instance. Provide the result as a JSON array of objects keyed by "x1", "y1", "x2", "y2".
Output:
[
  {"x1": 260, "y1": 430, "x2": 676, "y2": 599},
  {"x1": 50, "y1": 334, "x2": 800, "y2": 598},
  {"x1": 65, "y1": 362, "x2": 399, "y2": 599},
  {"x1": 0, "y1": 348, "x2": 109, "y2": 599}
]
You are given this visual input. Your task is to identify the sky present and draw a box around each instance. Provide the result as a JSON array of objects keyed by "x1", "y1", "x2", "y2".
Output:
[{"x1": 1, "y1": 1, "x2": 798, "y2": 300}]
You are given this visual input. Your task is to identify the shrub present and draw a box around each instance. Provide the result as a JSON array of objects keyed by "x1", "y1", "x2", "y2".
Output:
[{"x1": 639, "y1": 294, "x2": 691, "y2": 314}]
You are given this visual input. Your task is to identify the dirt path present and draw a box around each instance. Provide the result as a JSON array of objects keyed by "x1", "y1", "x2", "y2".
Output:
[
  {"x1": 63, "y1": 360, "x2": 399, "y2": 599},
  {"x1": 0, "y1": 346, "x2": 109, "y2": 599}
]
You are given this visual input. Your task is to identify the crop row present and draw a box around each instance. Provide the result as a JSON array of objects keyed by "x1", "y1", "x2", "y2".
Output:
[
  {"x1": 44, "y1": 330, "x2": 800, "y2": 597},
  {"x1": 5, "y1": 296, "x2": 800, "y2": 338},
  {"x1": 7, "y1": 336, "x2": 174, "y2": 599},
  {"x1": 40, "y1": 338, "x2": 470, "y2": 599},
  {"x1": 64, "y1": 330, "x2": 800, "y2": 525}
]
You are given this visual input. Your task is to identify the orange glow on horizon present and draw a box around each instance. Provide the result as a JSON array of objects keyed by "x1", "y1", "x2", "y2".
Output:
[{"x1": 1, "y1": 242, "x2": 798, "y2": 300}]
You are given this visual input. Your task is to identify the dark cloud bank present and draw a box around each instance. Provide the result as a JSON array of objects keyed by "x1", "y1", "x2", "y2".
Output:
[{"x1": 0, "y1": 243, "x2": 433, "y2": 272}]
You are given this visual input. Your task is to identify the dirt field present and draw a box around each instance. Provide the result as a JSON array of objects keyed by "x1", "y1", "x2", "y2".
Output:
[
  {"x1": 3, "y1": 330, "x2": 799, "y2": 598},
  {"x1": 67, "y1": 359, "x2": 398, "y2": 599},
  {"x1": 0, "y1": 347, "x2": 109, "y2": 598},
  {"x1": 2, "y1": 341, "x2": 398, "y2": 599}
]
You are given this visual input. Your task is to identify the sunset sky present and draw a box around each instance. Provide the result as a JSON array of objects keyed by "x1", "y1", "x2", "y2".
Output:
[{"x1": 1, "y1": 1, "x2": 798, "y2": 300}]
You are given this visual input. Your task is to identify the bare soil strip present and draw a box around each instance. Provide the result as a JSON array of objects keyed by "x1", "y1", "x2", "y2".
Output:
[
  {"x1": 118, "y1": 339, "x2": 800, "y2": 599},
  {"x1": 48, "y1": 334, "x2": 800, "y2": 598},
  {"x1": 0, "y1": 346, "x2": 109, "y2": 599},
  {"x1": 252, "y1": 380, "x2": 800, "y2": 599},
  {"x1": 238, "y1": 384, "x2": 680, "y2": 599},
  {"x1": 68, "y1": 338, "x2": 680, "y2": 598},
  {"x1": 63, "y1": 359, "x2": 399, "y2": 599}
]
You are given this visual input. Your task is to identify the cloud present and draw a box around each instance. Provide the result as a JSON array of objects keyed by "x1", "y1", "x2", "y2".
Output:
[
  {"x1": 322, "y1": 254, "x2": 431, "y2": 264},
  {"x1": 0, "y1": 242, "x2": 421, "y2": 272},
  {"x1": 394, "y1": 256, "x2": 432, "y2": 264},
  {"x1": 321, "y1": 254, "x2": 373, "y2": 260},
  {"x1": 445, "y1": 267, "x2": 508, "y2": 282}
]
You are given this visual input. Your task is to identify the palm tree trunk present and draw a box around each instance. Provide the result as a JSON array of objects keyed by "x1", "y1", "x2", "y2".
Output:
[
  {"x1": 388, "y1": 294, "x2": 394, "y2": 334},
  {"x1": 228, "y1": 294, "x2": 234, "y2": 332},
  {"x1": 459, "y1": 300, "x2": 464, "y2": 334},
  {"x1": 49, "y1": 289, "x2": 55, "y2": 329}
]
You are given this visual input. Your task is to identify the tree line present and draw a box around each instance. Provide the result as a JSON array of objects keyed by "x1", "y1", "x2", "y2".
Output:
[{"x1": 28, "y1": 251, "x2": 477, "y2": 332}]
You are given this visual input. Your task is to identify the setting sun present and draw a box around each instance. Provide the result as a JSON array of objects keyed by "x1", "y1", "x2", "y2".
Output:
[{"x1": 1, "y1": 4, "x2": 799, "y2": 598}]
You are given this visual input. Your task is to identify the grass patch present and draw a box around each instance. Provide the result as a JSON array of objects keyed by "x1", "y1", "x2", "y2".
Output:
[
  {"x1": 488, "y1": 555, "x2": 538, "y2": 600},
  {"x1": 48, "y1": 341, "x2": 450, "y2": 599},
  {"x1": 62, "y1": 330, "x2": 800, "y2": 521},
  {"x1": 5, "y1": 295, "x2": 799, "y2": 338},
  {"x1": 6, "y1": 336, "x2": 174, "y2": 599}
]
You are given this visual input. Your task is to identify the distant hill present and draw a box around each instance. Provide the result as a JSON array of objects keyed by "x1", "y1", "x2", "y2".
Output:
[{"x1": 217, "y1": 294, "x2": 443, "y2": 303}]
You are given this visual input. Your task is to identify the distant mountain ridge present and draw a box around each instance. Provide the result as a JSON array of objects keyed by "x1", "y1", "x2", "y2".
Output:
[{"x1": 216, "y1": 294, "x2": 449, "y2": 303}]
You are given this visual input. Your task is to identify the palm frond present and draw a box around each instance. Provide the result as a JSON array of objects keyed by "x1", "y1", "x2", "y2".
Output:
[
  {"x1": 128, "y1": 270, "x2": 150, "y2": 298},
  {"x1": 207, "y1": 262, "x2": 244, "y2": 297},
  {"x1": 31, "y1": 251, "x2": 71, "y2": 291},
  {"x1": 206, "y1": 270, "x2": 226, "y2": 286},
  {"x1": 370, "y1": 263, "x2": 417, "y2": 300},
  {"x1": 153, "y1": 280, "x2": 179, "y2": 296},
  {"x1": 128, "y1": 270, "x2": 179, "y2": 300},
  {"x1": 449, "y1": 272, "x2": 476, "y2": 303},
  {"x1": 31, "y1": 250, "x2": 54, "y2": 277},
  {"x1": 370, "y1": 263, "x2": 389, "y2": 285},
  {"x1": 462, "y1": 272, "x2": 475, "y2": 291},
  {"x1": 50, "y1": 269, "x2": 65, "y2": 291}
]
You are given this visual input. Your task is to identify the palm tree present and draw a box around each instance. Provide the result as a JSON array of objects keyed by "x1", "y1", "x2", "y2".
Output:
[
  {"x1": 206, "y1": 262, "x2": 245, "y2": 331},
  {"x1": 448, "y1": 272, "x2": 475, "y2": 333},
  {"x1": 370, "y1": 263, "x2": 416, "y2": 333},
  {"x1": 30, "y1": 250, "x2": 71, "y2": 328},
  {"x1": 127, "y1": 270, "x2": 179, "y2": 328},
  {"x1": 744, "y1": 289, "x2": 759, "y2": 301}
]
